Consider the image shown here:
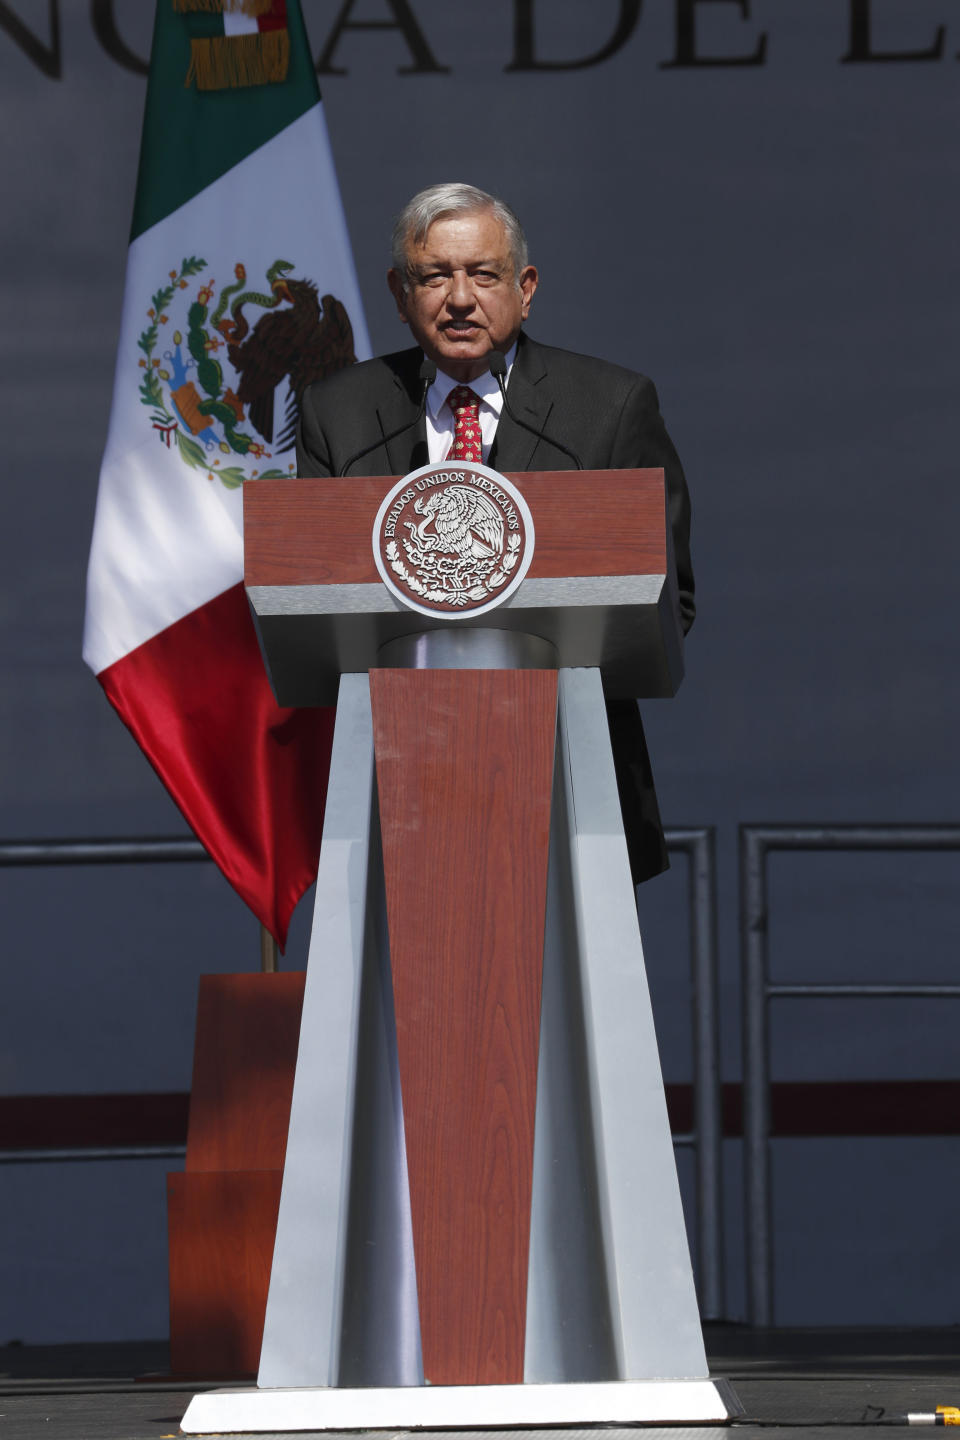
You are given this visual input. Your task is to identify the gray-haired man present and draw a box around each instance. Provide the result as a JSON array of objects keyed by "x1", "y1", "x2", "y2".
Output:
[{"x1": 297, "y1": 182, "x2": 694, "y2": 884}]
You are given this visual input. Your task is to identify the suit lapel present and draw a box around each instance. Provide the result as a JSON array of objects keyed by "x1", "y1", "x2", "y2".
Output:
[
  {"x1": 490, "y1": 336, "x2": 554, "y2": 472},
  {"x1": 375, "y1": 354, "x2": 428, "y2": 476}
]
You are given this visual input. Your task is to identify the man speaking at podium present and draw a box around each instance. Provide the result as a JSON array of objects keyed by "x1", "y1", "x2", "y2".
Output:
[{"x1": 297, "y1": 182, "x2": 694, "y2": 888}]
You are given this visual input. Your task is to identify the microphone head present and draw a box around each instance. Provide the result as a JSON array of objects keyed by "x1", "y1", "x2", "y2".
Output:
[
  {"x1": 488, "y1": 350, "x2": 507, "y2": 379},
  {"x1": 419, "y1": 357, "x2": 438, "y2": 384}
]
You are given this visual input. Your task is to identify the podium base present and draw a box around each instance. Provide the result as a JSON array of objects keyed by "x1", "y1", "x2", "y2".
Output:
[{"x1": 180, "y1": 1376, "x2": 741, "y2": 1433}]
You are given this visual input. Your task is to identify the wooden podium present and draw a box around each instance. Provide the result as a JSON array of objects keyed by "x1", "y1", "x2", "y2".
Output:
[{"x1": 181, "y1": 469, "x2": 738, "y2": 1433}]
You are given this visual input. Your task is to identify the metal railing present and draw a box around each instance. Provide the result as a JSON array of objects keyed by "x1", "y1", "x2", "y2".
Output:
[
  {"x1": 1, "y1": 1143, "x2": 188, "y2": 1164},
  {"x1": 740, "y1": 823, "x2": 960, "y2": 1326},
  {"x1": 8, "y1": 826, "x2": 960, "y2": 1325},
  {"x1": 0, "y1": 837, "x2": 208, "y2": 867},
  {"x1": 1, "y1": 829, "x2": 725, "y2": 1316},
  {"x1": 0, "y1": 839, "x2": 209, "y2": 1167},
  {"x1": 663, "y1": 827, "x2": 724, "y2": 1321}
]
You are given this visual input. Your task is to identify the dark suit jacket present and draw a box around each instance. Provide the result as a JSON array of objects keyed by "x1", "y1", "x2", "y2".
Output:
[{"x1": 297, "y1": 332, "x2": 695, "y2": 883}]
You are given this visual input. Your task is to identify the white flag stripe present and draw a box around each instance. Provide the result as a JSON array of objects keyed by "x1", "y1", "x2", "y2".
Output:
[
  {"x1": 84, "y1": 102, "x2": 370, "y2": 675},
  {"x1": 223, "y1": 13, "x2": 260, "y2": 36}
]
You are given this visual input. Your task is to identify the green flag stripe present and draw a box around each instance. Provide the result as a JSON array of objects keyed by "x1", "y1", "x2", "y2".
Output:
[{"x1": 131, "y1": 0, "x2": 321, "y2": 243}]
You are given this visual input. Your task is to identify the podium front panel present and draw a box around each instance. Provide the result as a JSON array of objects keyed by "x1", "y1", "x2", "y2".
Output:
[{"x1": 244, "y1": 471, "x2": 683, "y2": 704}]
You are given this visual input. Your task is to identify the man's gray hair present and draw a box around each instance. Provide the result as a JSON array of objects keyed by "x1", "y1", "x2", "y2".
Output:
[{"x1": 391, "y1": 183, "x2": 529, "y2": 286}]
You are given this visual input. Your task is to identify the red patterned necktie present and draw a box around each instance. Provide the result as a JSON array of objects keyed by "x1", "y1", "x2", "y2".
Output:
[{"x1": 446, "y1": 385, "x2": 484, "y2": 463}]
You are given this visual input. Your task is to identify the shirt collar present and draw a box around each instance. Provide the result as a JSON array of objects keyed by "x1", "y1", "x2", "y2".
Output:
[{"x1": 426, "y1": 343, "x2": 517, "y2": 423}]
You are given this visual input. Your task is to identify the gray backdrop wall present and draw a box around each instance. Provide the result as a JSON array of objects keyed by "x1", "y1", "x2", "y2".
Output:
[{"x1": 1, "y1": 0, "x2": 957, "y2": 1342}]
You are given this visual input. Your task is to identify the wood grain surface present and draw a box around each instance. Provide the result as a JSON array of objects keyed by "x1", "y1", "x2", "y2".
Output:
[
  {"x1": 370, "y1": 668, "x2": 557, "y2": 1386},
  {"x1": 167, "y1": 1170, "x2": 283, "y2": 1378},
  {"x1": 244, "y1": 471, "x2": 666, "y2": 586},
  {"x1": 169, "y1": 973, "x2": 305, "y2": 1378},
  {"x1": 184, "y1": 972, "x2": 305, "y2": 1173}
]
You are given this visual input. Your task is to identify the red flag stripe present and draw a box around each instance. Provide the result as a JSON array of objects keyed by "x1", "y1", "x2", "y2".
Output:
[{"x1": 99, "y1": 583, "x2": 333, "y2": 948}]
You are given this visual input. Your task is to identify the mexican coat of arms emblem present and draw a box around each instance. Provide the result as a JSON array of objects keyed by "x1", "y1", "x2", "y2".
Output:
[
  {"x1": 373, "y1": 462, "x2": 535, "y2": 619},
  {"x1": 137, "y1": 256, "x2": 355, "y2": 488}
]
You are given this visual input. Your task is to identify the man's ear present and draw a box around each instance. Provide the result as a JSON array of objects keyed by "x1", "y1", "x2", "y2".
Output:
[
  {"x1": 518, "y1": 264, "x2": 538, "y2": 321},
  {"x1": 387, "y1": 268, "x2": 408, "y2": 323}
]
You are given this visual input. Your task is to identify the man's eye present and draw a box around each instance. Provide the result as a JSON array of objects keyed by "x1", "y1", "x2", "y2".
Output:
[
  {"x1": 418, "y1": 273, "x2": 447, "y2": 287},
  {"x1": 473, "y1": 271, "x2": 501, "y2": 284}
]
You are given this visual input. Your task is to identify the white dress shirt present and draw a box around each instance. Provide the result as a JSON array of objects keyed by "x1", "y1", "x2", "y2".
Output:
[{"x1": 424, "y1": 344, "x2": 517, "y2": 464}]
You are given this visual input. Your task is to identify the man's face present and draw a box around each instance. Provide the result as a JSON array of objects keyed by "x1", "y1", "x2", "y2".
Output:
[{"x1": 387, "y1": 209, "x2": 538, "y2": 382}]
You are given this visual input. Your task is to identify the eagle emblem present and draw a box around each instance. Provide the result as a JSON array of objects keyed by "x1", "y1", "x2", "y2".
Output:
[
  {"x1": 137, "y1": 256, "x2": 355, "y2": 489},
  {"x1": 410, "y1": 484, "x2": 505, "y2": 562},
  {"x1": 373, "y1": 463, "x2": 535, "y2": 619}
]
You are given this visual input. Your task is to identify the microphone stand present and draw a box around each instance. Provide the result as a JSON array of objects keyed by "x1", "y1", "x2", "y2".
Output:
[{"x1": 339, "y1": 357, "x2": 437, "y2": 478}]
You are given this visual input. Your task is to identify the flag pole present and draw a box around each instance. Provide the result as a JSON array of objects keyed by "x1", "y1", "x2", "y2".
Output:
[{"x1": 260, "y1": 924, "x2": 279, "y2": 973}]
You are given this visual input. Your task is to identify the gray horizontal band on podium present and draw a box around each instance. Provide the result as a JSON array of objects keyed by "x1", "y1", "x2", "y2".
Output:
[
  {"x1": 247, "y1": 573, "x2": 680, "y2": 705},
  {"x1": 248, "y1": 574, "x2": 666, "y2": 615}
]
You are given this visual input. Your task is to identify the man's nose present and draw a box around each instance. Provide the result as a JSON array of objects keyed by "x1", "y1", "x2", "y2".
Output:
[{"x1": 446, "y1": 270, "x2": 475, "y2": 308}]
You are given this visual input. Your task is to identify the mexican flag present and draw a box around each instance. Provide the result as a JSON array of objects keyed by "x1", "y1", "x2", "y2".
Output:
[{"x1": 83, "y1": 0, "x2": 369, "y2": 947}]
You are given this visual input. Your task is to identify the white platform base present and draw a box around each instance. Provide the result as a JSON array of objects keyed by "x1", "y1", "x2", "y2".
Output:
[{"x1": 180, "y1": 1377, "x2": 738, "y2": 1433}]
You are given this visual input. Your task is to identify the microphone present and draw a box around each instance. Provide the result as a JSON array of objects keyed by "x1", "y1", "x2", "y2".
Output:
[
  {"x1": 338, "y1": 356, "x2": 437, "y2": 477},
  {"x1": 488, "y1": 350, "x2": 583, "y2": 470}
]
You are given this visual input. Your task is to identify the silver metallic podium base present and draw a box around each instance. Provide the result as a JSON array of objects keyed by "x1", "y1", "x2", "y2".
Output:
[{"x1": 181, "y1": 665, "x2": 737, "y2": 1433}]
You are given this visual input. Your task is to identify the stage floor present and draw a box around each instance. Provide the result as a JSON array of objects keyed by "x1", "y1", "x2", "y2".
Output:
[{"x1": 1, "y1": 1328, "x2": 957, "y2": 1440}]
